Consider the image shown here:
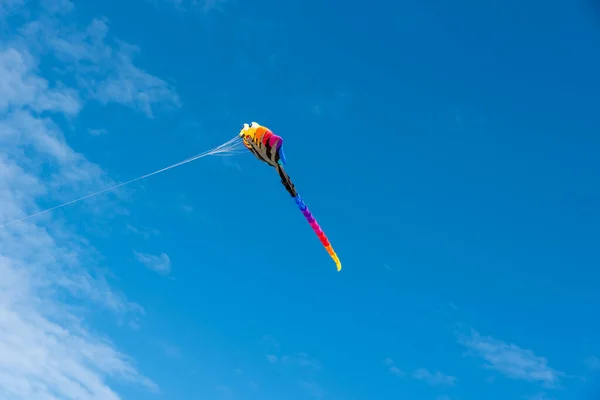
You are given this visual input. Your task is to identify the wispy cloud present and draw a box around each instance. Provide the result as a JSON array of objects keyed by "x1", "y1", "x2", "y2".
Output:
[
  {"x1": 262, "y1": 334, "x2": 280, "y2": 349},
  {"x1": 19, "y1": 15, "x2": 180, "y2": 118},
  {"x1": 300, "y1": 380, "x2": 326, "y2": 398},
  {"x1": 0, "y1": 0, "x2": 24, "y2": 18},
  {"x1": 263, "y1": 337, "x2": 326, "y2": 398},
  {"x1": 215, "y1": 384, "x2": 233, "y2": 399},
  {"x1": 0, "y1": 48, "x2": 80, "y2": 115},
  {"x1": 0, "y1": 1, "x2": 181, "y2": 398},
  {"x1": 40, "y1": 0, "x2": 74, "y2": 14},
  {"x1": 126, "y1": 223, "x2": 160, "y2": 239},
  {"x1": 201, "y1": 0, "x2": 227, "y2": 12},
  {"x1": 282, "y1": 352, "x2": 323, "y2": 371},
  {"x1": 161, "y1": 342, "x2": 182, "y2": 359},
  {"x1": 181, "y1": 203, "x2": 194, "y2": 213},
  {"x1": 0, "y1": 3, "x2": 141, "y2": 313},
  {"x1": 88, "y1": 128, "x2": 108, "y2": 136},
  {"x1": 458, "y1": 329, "x2": 564, "y2": 388},
  {"x1": 585, "y1": 356, "x2": 600, "y2": 370},
  {"x1": 411, "y1": 368, "x2": 457, "y2": 387},
  {"x1": 383, "y1": 358, "x2": 405, "y2": 377},
  {"x1": 523, "y1": 393, "x2": 556, "y2": 400},
  {"x1": 384, "y1": 359, "x2": 454, "y2": 386},
  {"x1": 150, "y1": 0, "x2": 227, "y2": 13},
  {"x1": 266, "y1": 352, "x2": 322, "y2": 371},
  {"x1": 263, "y1": 336, "x2": 326, "y2": 396},
  {"x1": 134, "y1": 251, "x2": 171, "y2": 275},
  {"x1": 266, "y1": 354, "x2": 278, "y2": 363},
  {"x1": 0, "y1": 285, "x2": 158, "y2": 398},
  {"x1": 177, "y1": 195, "x2": 195, "y2": 214}
]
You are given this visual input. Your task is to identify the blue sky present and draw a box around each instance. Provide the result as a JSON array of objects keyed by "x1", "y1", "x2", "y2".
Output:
[{"x1": 0, "y1": 0, "x2": 599, "y2": 399}]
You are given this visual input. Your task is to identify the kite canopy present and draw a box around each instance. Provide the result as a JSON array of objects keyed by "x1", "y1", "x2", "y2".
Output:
[
  {"x1": 239, "y1": 122, "x2": 341, "y2": 271},
  {"x1": 239, "y1": 122, "x2": 287, "y2": 167}
]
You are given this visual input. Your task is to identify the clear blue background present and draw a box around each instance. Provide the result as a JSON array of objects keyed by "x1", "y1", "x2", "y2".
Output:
[{"x1": 36, "y1": 0, "x2": 600, "y2": 399}]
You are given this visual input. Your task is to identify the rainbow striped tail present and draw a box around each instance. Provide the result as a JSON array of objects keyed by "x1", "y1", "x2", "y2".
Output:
[
  {"x1": 276, "y1": 165, "x2": 341, "y2": 271},
  {"x1": 293, "y1": 194, "x2": 342, "y2": 271}
]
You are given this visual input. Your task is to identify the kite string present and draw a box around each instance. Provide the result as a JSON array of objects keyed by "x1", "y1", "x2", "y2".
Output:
[{"x1": 0, "y1": 136, "x2": 244, "y2": 229}]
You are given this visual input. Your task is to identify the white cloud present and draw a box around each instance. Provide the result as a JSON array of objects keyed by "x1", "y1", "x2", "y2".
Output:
[
  {"x1": 134, "y1": 251, "x2": 172, "y2": 275},
  {"x1": 162, "y1": 343, "x2": 182, "y2": 359},
  {"x1": 0, "y1": 0, "x2": 24, "y2": 17},
  {"x1": 88, "y1": 128, "x2": 108, "y2": 136},
  {"x1": 40, "y1": 0, "x2": 74, "y2": 14},
  {"x1": 0, "y1": 276, "x2": 158, "y2": 398},
  {"x1": 523, "y1": 393, "x2": 556, "y2": 400},
  {"x1": 215, "y1": 384, "x2": 233, "y2": 398},
  {"x1": 263, "y1": 338, "x2": 326, "y2": 397},
  {"x1": 458, "y1": 329, "x2": 564, "y2": 388},
  {"x1": 300, "y1": 380, "x2": 326, "y2": 398},
  {"x1": 0, "y1": 47, "x2": 80, "y2": 115},
  {"x1": 263, "y1": 337, "x2": 322, "y2": 371},
  {"x1": 585, "y1": 356, "x2": 600, "y2": 370},
  {"x1": 92, "y1": 44, "x2": 180, "y2": 118},
  {"x1": 281, "y1": 352, "x2": 322, "y2": 371},
  {"x1": 149, "y1": 0, "x2": 227, "y2": 13},
  {"x1": 383, "y1": 358, "x2": 405, "y2": 377},
  {"x1": 18, "y1": 14, "x2": 180, "y2": 118},
  {"x1": 266, "y1": 352, "x2": 322, "y2": 371},
  {"x1": 181, "y1": 203, "x2": 194, "y2": 213},
  {"x1": 384, "y1": 359, "x2": 454, "y2": 385},
  {"x1": 201, "y1": 0, "x2": 227, "y2": 12},
  {"x1": 266, "y1": 354, "x2": 278, "y2": 363},
  {"x1": 126, "y1": 223, "x2": 160, "y2": 239},
  {"x1": 0, "y1": 1, "x2": 183, "y2": 398},
  {"x1": 261, "y1": 334, "x2": 280, "y2": 349},
  {"x1": 411, "y1": 368, "x2": 457, "y2": 386},
  {"x1": 0, "y1": 63, "x2": 153, "y2": 400}
]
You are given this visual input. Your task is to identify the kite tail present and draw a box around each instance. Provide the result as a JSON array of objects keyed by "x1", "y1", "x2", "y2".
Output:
[
  {"x1": 276, "y1": 166, "x2": 342, "y2": 272},
  {"x1": 293, "y1": 194, "x2": 342, "y2": 271}
]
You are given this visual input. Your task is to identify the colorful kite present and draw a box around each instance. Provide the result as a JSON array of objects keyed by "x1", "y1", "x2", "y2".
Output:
[{"x1": 239, "y1": 122, "x2": 342, "y2": 271}]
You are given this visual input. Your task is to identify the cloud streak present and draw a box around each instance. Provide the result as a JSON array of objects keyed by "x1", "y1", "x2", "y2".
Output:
[
  {"x1": 19, "y1": 14, "x2": 180, "y2": 118},
  {"x1": 134, "y1": 251, "x2": 172, "y2": 275},
  {"x1": 0, "y1": 1, "x2": 183, "y2": 398},
  {"x1": 383, "y1": 358, "x2": 405, "y2": 377},
  {"x1": 263, "y1": 337, "x2": 327, "y2": 396},
  {"x1": 458, "y1": 329, "x2": 564, "y2": 388},
  {"x1": 411, "y1": 368, "x2": 457, "y2": 387},
  {"x1": 88, "y1": 128, "x2": 108, "y2": 136},
  {"x1": 126, "y1": 223, "x2": 160, "y2": 239},
  {"x1": 384, "y1": 359, "x2": 455, "y2": 386},
  {"x1": 149, "y1": 0, "x2": 228, "y2": 13},
  {"x1": 523, "y1": 393, "x2": 556, "y2": 400},
  {"x1": 266, "y1": 352, "x2": 322, "y2": 371}
]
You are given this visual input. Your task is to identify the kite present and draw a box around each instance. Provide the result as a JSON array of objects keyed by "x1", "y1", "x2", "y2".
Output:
[{"x1": 239, "y1": 122, "x2": 342, "y2": 271}]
